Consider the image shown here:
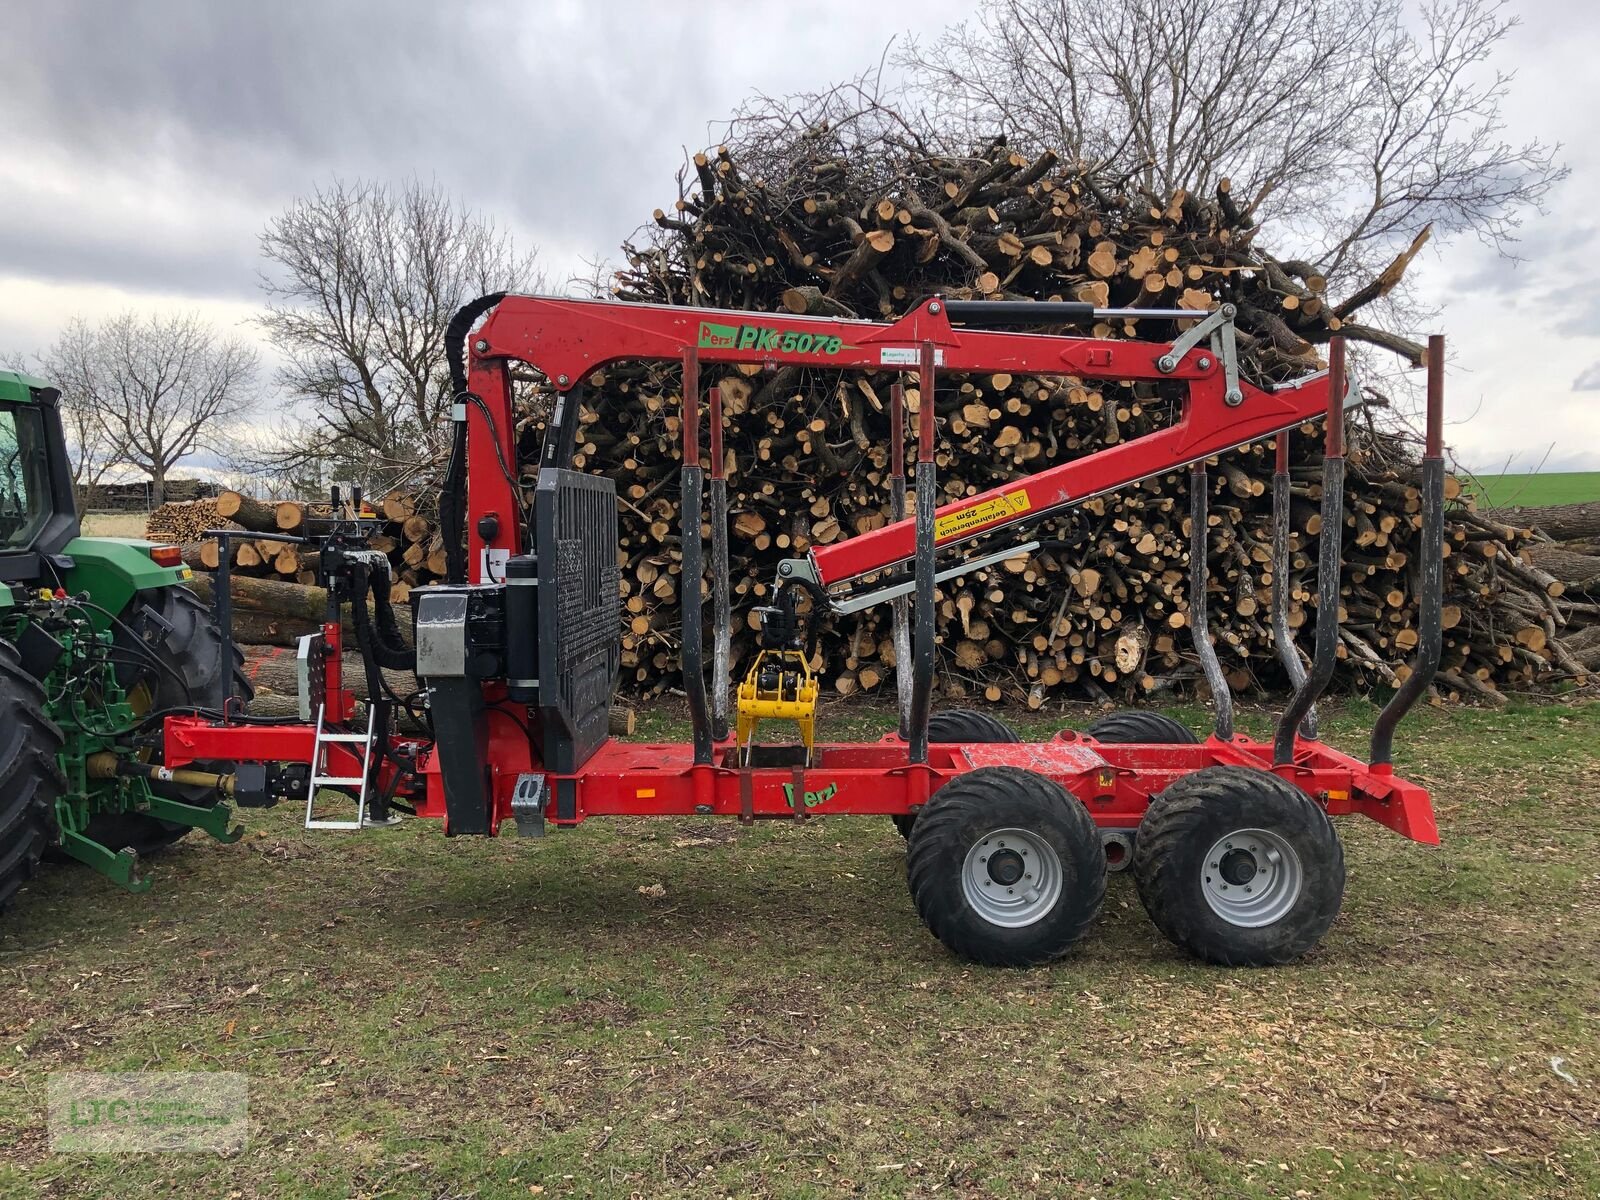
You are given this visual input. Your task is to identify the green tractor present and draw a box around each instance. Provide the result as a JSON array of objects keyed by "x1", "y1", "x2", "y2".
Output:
[{"x1": 0, "y1": 368, "x2": 252, "y2": 914}]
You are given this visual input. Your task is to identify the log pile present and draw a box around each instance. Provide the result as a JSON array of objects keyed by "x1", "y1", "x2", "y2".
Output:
[
  {"x1": 1476, "y1": 500, "x2": 1600, "y2": 679},
  {"x1": 81, "y1": 478, "x2": 217, "y2": 510},
  {"x1": 146, "y1": 491, "x2": 447, "y2": 603},
  {"x1": 146, "y1": 133, "x2": 1598, "y2": 706},
  {"x1": 505, "y1": 137, "x2": 1590, "y2": 705},
  {"x1": 145, "y1": 497, "x2": 231, "y2": 544}
]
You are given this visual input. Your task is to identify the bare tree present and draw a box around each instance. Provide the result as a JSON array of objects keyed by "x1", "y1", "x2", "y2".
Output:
[
  {"x1": 36, "y1": 313, "x2": 255, "y2": 505},
  {"x1": 897, "y1": 0, "x2": 1566, "y2": 294},
  {"x1": 258, "y1": 178, "x2": 542, "y2": 491},
  {"x1": 32, "y1": 320, "x2": 127, "y2": 496}
]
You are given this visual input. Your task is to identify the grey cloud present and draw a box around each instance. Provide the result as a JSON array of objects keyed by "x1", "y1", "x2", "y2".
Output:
[
  {"x1": 6, "y1": 1, "x2": 642, "y2": 246},
  {"x1": 1547, "y1": 278, "x2": 1600, "y2": 337},
  {"x1": 2, "y1": 0, "x2": 934, "y2": 304},
  {"x1": 1575, "y1": 362, "x2": 1600, "y2": 390},
  {"x1": 1446, "y1": 215, "x2": 1598, "y2": 298},
  {"x1": 0, "y1": 220, "x2": 259, "y2": 303}
]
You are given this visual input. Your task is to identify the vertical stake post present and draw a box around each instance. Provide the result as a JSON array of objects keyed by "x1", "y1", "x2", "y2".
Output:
[
  {"x1": 908, "y1": 344, "x2": 938, "y2": 765},
  {"x1": 1274, "y1": 337, "x2": 1347, "y2": 765},
  {"x1": 889, "y1": 383, "x2": 911, "y2": 739},
  {"x1": 679, "y1": 348, "x2": 712, "y2": 765},
  {"x1": 708, "y1": 380, "x2": 731, "y2": 741},
  {"x1": 1369, "y1": 334, "x2": 1446, "y2": 766},
  {"x1": 213, "y1": 532, "x2": 234, "y2": 715}
]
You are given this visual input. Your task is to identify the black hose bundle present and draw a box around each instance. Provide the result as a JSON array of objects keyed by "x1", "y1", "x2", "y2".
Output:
[
  {"x1": 440, "y1": 292, "x2": 508, "y2": 584},
  {"x1": 347, "y1": 554, "x2": 415, "y2": 674}
]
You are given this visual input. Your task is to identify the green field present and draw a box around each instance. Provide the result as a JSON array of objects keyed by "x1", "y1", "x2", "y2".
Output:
[
  {"x1": 3, "y1": 699, "x2": 1598, "y2": 1198},
  {"x1": 1469, "y1": 471, "x2": 1600, "y2": 508}
]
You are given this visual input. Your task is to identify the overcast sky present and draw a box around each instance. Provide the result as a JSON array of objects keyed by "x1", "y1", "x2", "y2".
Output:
[{"x1": 2, "y1": 0, "x2": 1595, "y2": 474}]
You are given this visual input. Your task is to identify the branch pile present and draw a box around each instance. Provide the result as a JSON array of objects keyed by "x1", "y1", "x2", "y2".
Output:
[
  {"x1": 517, "y1": 139, "x2": 1589, "y2": 704},
  {"x1": 147, "y1": 139, "x2": 1598, "y2": 706}
]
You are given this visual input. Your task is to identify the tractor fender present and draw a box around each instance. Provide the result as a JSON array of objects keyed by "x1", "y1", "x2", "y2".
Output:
[{"x1": 58, "y1": 537, "x2": 194, "y2": 626}]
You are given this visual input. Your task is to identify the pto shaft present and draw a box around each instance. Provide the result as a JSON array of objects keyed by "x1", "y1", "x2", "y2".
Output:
[{"x1": 87, "y1": 752, "x2": 237, "y2": 796}]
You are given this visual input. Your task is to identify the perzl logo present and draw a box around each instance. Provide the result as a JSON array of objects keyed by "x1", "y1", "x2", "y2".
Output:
[
  {"x1": 782, "y1": 781, "x2": 838, "y2": 811},
  {"x1": 698, "y1": 321, "x2": 739, "y2": 349}
]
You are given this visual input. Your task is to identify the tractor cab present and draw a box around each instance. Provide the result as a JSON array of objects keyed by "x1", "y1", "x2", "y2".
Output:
[{"x1": 0, "y1": 370, "x2": 82, "y2": 581}]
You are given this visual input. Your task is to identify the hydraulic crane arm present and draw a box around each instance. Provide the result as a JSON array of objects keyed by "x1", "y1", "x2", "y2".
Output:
[{"x1": 462, "y1": 294, "x2": 1338, "y2": 597}]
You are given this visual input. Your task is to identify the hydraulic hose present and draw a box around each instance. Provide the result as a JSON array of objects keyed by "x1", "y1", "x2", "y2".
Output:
[
  {"x1": 348, "y1": 557, "x2": 415, "y2": 674},
  {"x1": 366, "y1": 559, "x2": 417, "y2": 672},
  {"x1": 440, "y1": 292, "x2": 508, "y2": 584}
]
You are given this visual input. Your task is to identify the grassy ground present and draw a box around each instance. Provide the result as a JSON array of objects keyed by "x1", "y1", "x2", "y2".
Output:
[
  {"x1": 1469, "y1": 472, "x2": 1600, "y2": 509},
  {"x1": 2, "y1": 698, "x2": 1597, "y2": 1198},
  {"x1": 78, "y1": 511, "x2": 154, "y2": 538}
]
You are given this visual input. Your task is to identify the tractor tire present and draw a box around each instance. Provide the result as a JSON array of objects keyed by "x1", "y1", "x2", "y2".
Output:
[
  {"x1": 89, "y1": 585, "x2": 253, "y2": 857},
  {"x1": 1084, "y1": 710, "x2": 1198, "y2": 745},
  {"x1": 894, "y1": 709, "x2": 1022, "y2": 838},
  {"x1": 0, "y1": 638, "x2": 64, "y2": 914},
  {"x1": 906, "y1": 766, "x2": 1105, "y2": 967},
  {"x1": 1132, "y1": 766, "x2": 1344, "y2": 966}
]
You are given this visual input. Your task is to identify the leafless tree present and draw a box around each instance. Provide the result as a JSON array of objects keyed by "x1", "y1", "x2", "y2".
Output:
[
  {"x1": 36, "y1": 314, "x2": 255, "y2": 505},
  {"x1": 896, "y1": 0, "x2": 1566, "y2": 295},
  {"x1": 258, "y1": 178, "x2": 542, "y2": 492}
]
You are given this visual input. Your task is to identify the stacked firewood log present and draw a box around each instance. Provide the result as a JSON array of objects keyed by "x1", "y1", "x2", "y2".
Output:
[
  {"x1": 146, "y1": 491, "x2": 446, "y2": 606},
  {"x1": 508, "y1": 139, "x2": 1592, "y2": 705},
  {"x1": 149, "y1": 136, "x2": 1598, "y2": 706}
]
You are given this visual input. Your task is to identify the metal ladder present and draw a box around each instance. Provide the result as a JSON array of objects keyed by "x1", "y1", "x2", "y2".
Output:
[{"x1": 304, "y1": 703, "x2": 378, "y2": 830}]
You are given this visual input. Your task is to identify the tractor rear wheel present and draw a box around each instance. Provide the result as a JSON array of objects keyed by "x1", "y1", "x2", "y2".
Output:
[
  {"x1": 1132, "y1": 766, "x2": 1344, "y2": 966},
  {"x1": 0, "y1": 638, "x2": 64, "y2": 914},
  {"x1": 1084, "y1": 710, "x2": 1198, "y2": 745},
  {"x1": 906, "y1": 766, "x2": 1105, "y2": 967},
  {"x1": 87, "y1": 585, "x2": 253, "y2": 857},
  {"x1": 894, "y1": 709, "x2": 1021, "y2": 838}
]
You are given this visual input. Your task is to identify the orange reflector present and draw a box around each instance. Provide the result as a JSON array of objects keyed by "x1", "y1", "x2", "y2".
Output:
[
  {"x1": 149, "y1": 545, "x2": 183, "y2": 567},
  {"x1": 636, "y1": 788, "x2": 657, "y2": 799},
  {"x1": 1326, "y1": 788, "x2": 1349, "y2": 801}
]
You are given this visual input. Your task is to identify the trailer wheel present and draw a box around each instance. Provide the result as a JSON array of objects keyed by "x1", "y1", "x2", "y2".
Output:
[
  {"x1": 894, "y1": 709, "x2": 1022, "y2": 838},
  {"x1": 0, "y1": 639, "x2": 64, "y2": 914},
  {"x1": 91, "y1": 585, "x2": 253, "y2": 857},
  {"x1": 1133, "y1": 766, "x2": 1344, "y2": 966},
  {"x1": 1084, "y1": 710, "x2": 1197, "y2": 745},
  {"x1": 907, "y1": 766, "x2": 1105, "y2": 966}
]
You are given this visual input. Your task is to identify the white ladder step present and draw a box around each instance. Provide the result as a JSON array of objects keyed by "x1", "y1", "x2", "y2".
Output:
[{"x1": 304, "y1": 702, "x2": 379, "y2": 831}]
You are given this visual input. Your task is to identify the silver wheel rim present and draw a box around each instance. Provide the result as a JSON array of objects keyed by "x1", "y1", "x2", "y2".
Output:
[
  {"x1": 1201, "y1": 828, "x2": 1303, "y2": 928},
  {"x1": 961, "y1": 827, "x2": 1063, "y2": 928}
]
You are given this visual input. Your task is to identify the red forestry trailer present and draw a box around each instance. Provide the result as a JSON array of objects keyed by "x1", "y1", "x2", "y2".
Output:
[{"x1": 160, "y1": 294, "x2": 1447, "y2": 967}]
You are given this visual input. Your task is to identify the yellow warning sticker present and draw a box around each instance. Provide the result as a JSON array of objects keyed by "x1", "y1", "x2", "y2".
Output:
[{"x1": 934, "y1": 490, "x2": 1032, "y2": 541}]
